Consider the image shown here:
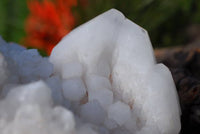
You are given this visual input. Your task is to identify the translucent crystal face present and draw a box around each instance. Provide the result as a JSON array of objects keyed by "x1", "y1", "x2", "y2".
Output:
[{"x1": 0, "y1": 9, "x2": 181, "y2": 134}]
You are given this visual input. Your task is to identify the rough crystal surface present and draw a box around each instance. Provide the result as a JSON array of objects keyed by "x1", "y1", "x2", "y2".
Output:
[{"x1": 0, "y1": 9, "x2": 181, "y2": 134}]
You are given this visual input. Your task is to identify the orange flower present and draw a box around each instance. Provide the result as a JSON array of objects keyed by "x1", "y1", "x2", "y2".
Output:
[{"x1": 24, "y1": 0, "x2": 77, "y2": 55}]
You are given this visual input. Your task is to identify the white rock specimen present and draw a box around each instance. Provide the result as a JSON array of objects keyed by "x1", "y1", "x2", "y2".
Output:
[
  {"x1": 0, "y1": 9, "x2": 181, "y2": 134},
  {"x1": 50, "y1": 9, "x2": 181, "y2": 134}
]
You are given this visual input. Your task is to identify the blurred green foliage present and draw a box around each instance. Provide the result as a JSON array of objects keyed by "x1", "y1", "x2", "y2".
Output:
[
  {"x1": 76, "y1": 0, "x2": 200, "y2": 47},
  {"x1": 0, "y1": 0, "x2": 200, "y2": 48},
  {"x1": 0, "y1": 0, "x2": 28, "y2": 43}
]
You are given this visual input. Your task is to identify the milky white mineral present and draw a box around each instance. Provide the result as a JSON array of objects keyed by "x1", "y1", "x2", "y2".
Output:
[
  {"x1": 0, "y1": 9, "x2": 181, "y2": 134},
  {"x1": 50, "y1": 9, "x2": 181, "y2": 134}
]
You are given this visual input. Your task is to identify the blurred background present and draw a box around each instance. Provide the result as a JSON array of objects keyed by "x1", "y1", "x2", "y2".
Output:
[
  {"x1": 0, "y1": 0, "x2": 200, "y2": 55},
  {"x1": 1, "y1": 1, "x2": 200, "y2": 133}
]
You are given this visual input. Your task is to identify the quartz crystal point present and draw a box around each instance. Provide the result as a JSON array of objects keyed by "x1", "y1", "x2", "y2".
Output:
[{"x1": 50, "y1": 9, "x2": 181, "y2": 134}]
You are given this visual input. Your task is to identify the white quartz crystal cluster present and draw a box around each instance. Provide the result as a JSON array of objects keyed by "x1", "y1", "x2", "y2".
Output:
[{"x1": 0, "y1": 9, "x2": 181, "y2": 134}]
